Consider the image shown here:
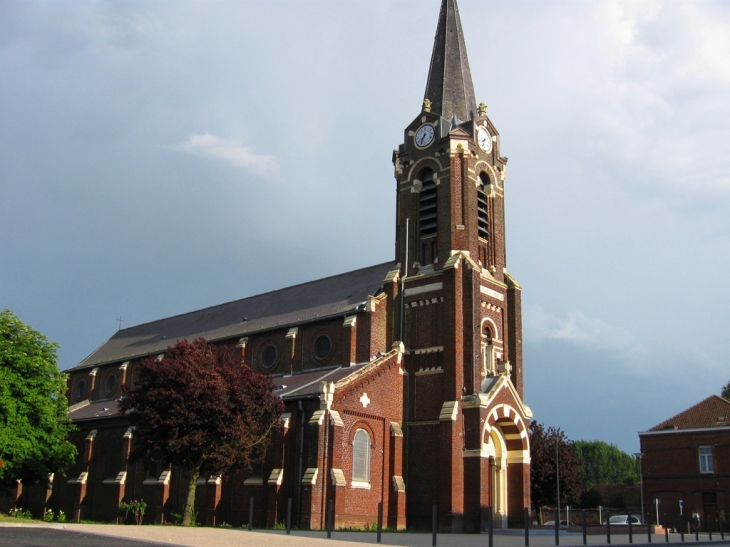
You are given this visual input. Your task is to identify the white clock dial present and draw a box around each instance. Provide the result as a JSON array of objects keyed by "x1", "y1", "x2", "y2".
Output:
[
  {"x1": 415, "y1": 124, "x2": 435, "y2": 148},
  {"x1": 477, "y1": 127, "x2": 492, "y2": 152}
]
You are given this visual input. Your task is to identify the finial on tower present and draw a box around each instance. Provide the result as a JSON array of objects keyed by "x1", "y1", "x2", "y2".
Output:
[
  {"x1": 478, "y1": 102, "x2": 487, "y2": 116},
  {"x1": 423, "y1": 98, "x2": 432, "y2": 113},
  {"x1": 424, "y1": 0, "x2": 477, "y2": 123}
]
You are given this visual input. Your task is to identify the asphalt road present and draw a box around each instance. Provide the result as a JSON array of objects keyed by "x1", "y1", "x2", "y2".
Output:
[
  {"x1": 1, "y1": 523, "x2": 730, "y2": 547},
  {"x1": 0, "y1": 527, "x2": 180, "y2": 547}
]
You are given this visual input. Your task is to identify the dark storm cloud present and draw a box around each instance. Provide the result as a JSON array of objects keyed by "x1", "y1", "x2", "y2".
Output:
[{"x1": 1, "y1": 1, "x2": 729, "y2": 453}]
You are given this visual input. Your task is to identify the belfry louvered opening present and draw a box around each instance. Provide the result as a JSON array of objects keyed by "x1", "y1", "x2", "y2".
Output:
[
  {"x1": 352, "y1": 429, "x2": 371, "y2": 482},
  {"x1": 418, "y1": 169, "x2": 438, "y2": 237},
  {"x1": 477, "y1": 172, "x2": 490, "y2": 241}
]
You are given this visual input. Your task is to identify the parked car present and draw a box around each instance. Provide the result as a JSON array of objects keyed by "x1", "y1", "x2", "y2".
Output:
[
  {"x1": 543, "y1": 520, "x2": 573, "y2": 527},
  {"x1": 606, "y1": 515, "x2": 642, "y2": 525}
]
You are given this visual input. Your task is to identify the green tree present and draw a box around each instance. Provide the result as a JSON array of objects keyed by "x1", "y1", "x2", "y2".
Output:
[
  {"x1": 722, "y1": 380, "x2": 730, "y2": 400},
  {"x1": 0, "y1": 310, "x2": 76, "y2": 489},
  {"x1": 573, "y1": 440, "x2": 638, "y2": 487},
  {"x1": 119, "y1": 338, "x2": 283, "y2": 526},
  {"x1": 529, "y1": 421, "x2": 584, "y2": 521}
]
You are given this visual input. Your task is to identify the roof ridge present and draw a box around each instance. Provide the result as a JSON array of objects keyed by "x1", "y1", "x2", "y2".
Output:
[{"x1": 650, "y1": 394, "x2": 730, "y2": 431}]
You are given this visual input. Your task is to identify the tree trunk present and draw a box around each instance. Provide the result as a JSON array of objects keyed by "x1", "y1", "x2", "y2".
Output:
[{"x1": 182, "y1": 467, "x2": 200, "y2": 526}]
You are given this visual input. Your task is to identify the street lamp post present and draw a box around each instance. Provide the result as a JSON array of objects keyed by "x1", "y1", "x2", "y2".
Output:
[
  {"x1": 635, "y1": 453, "x2": 645, "y2": 523},
  {"x1": 557, "y1": 434, "x2": 564, "y2": 525}
]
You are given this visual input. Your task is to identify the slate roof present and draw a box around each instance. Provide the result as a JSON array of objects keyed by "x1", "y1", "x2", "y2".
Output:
[
  {"x1": 424, "y1": 0, "x2": 477, "y2": 122},
  {"x1": 70, "y1": 261, "x2": 396, "y2": 371},
  {"x1": 647, "y1": 395, "x2": 730, "y2": 432},
  {"x1": 68, "y1": 399, "x2": 121, "y2": 422},
  {"x1": 274, "y1": 364, "x2": 369, "y2": 401},
  {"x1": 67, "y1": 364, "x2": 373, "y2": 422}
]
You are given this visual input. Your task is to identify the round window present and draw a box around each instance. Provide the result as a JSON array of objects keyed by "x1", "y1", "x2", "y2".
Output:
[
  {"x1": 76, "y1": 379, "x2": 87, "y2": 401},
  {"x1": 261, "y1": 345, "x2": 277, "y2": 369},
  {"x1": 314, "y1": 335, "x2": 332, "y2": 360},
  {"x1": 105, "y1": 374, "x2": 117, "y2": 394}
]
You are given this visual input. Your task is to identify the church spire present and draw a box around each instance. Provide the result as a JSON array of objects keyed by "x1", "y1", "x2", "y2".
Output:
[{"x1": 424, "y1": 0, "x2": 477, "y2": 122}]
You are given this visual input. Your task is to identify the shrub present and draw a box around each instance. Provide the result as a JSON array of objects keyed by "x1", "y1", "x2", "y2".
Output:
[{"x1": 119, "y1": 500, "x2": 147, "y2": 525}]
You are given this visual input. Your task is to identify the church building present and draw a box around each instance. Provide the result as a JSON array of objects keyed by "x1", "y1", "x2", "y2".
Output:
[{"x1": 33, "y1": 0, "x2": 533, "y2": 532}]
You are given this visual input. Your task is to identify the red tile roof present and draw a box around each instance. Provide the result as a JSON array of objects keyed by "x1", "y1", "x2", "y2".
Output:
[{"x1": 649, "y1": 395, "x2": 730, "y2": 431}]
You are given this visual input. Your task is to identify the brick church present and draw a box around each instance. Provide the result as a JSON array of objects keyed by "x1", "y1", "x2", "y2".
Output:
[{"x1": 25, "y1": 0, "x2": 533, "y2": 532}]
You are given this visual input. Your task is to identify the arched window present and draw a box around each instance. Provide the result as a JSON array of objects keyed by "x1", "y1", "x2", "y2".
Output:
[
  {"x1": 483, "y1": 323, "x2": 496, "y2": 377},
  {"x1": 352, "y1": 429, "x2": 371, "y2": 483},
  {"x1": 105, "y1": 437, "x2": 121, "y2": 479},
  {"x1": 477, "y1": 172, "x2": 490, "y2": 241}
]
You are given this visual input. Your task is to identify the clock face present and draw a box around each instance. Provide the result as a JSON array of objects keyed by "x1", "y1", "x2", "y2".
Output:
[
  {"x1": 477, "y1": 127, "x2": 492, "y2": 152},
  {"x1": 415, "y1": 124, "x2": 435, "y2": 148}
]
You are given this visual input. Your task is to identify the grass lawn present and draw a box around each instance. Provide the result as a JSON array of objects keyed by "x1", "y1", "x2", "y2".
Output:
[{"x1": 0, "y1": 514, "x2": 40, "y2": 523}]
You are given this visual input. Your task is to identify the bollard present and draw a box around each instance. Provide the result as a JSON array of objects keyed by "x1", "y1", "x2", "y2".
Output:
[
  {"x1": 664, "y1": 513, "x2": 669, "y2": 543},
  {"x1": 629, "y1": 511, "x2": 633, "y2": 544},
  {"x1": 648, "y1": 512, "x2": 652, "y2": 543},
  {"x1": 377, "y1": 502, "x2": 382, "y2": 544},
  {"x1": 582, "y1": 509, "x2": 587, "y2": 546},
  {"x1": 488, "y1": 505, "x2": 493, "y2": 547},
  {"x1": 524, "y1": 507, "x2": 530, "y2": 547},
  {"x1": 432, "y1": 503, "x2": 437, "y2": 547},
  {"x1": 327, "y1": 499, "x2": 333, "y2": 539},
  {"x1": 248, "y1": 496, "x2": 254, "y2": 531},
  {"x1": 555, "y1": 508, "x2": 560, "y2": 546},
  {"x1": 708, "y1": 515, "x2": 712, "y2": 541},
  {"x1": 721, "y1": 516, "x2": 725, "y2": 540},
  {"x1": 680, "y1": 514, "x2": 685, "y2": 542},
  {"x1": 607, "y1": 509, "x2": 611, "y2": 544},
  {"x1": 695, "y1": 515, "x2": 699, "y2": 541},
  {"x1": 286, "y1": 498, "x2": 292, "y2": 535}
]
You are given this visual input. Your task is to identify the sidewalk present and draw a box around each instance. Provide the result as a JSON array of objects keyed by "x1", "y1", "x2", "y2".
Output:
[{"x1": 2, "y1": 522, "x2": 729, "y2": 547}]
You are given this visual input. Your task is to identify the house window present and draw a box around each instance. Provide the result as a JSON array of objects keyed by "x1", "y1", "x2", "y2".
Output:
[
  {"x1": 105, "y1": 437, "x2": 121, "y2": 479},
  {"x1": 244, "y1": 460, "x2": 264, "y2": 485},
  {"x1": 67, "y1": 440, "x2": 84, "y2": 478},
  {"x1": 261, "y1": 345, "x2": 277, "y2": 369},
  {"x1": 314, "y1": 335, "x2": 332, "y2": 360},
  {"x1": 146, "y1": 461, "x2": 158, "y2": 480},
  {"x1": 352, "y1": 429, "x2": 371, "y2": 485},
  {"x1": 105, "y1": 374, "x2": 117, "y2": 395},
  {"x1": 699, "y1": 446, "x2": 714, "y2": 473},
  {"x1": 75, "y1": 379, "x2": 87, "y2": 401}
]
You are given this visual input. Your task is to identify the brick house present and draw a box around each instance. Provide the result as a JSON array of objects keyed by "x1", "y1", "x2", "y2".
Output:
[
  {"x1": 6, "y1": 0, "x2": 532, "y2": 532},
  {"x1": 639, "y1": 395, "x2": 730, "y2": 528}
]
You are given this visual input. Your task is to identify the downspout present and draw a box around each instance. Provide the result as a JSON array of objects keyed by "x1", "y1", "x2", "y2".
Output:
[
  {"x1": 401, "y1": 217, "x2": 410, "y2": 506},
  {"x1": 399, "y1": 218, "x2": 409, "y2": 342},
  {"x1": 297, "y1": 400, "x2": 305, "y2": 525}
]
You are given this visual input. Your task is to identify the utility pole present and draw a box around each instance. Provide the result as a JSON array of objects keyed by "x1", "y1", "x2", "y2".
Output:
[{"x1": 635, "y1": 453, "x2": 645, "y2": 523}]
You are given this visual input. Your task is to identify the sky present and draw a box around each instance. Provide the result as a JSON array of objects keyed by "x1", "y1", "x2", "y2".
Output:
[{"x1": 1, "y1": 0, "x2": 729, "y2": 454}]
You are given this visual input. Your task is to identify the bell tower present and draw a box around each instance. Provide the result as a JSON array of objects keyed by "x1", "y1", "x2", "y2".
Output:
[
  {"x1": 394, "y1": 0, "x2": 509, "y2": 286},
  {"x1": 393, "y1": 0, "x2": 530, "y2": 532}
]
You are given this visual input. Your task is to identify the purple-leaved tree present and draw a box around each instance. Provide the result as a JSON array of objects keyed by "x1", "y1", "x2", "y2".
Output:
[{"x1": 120, "y1": 338, "x2": 283, "y2": 526}]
